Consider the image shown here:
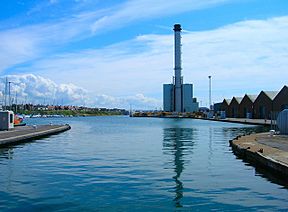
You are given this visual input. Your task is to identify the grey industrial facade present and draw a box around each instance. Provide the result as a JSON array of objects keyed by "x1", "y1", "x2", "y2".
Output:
[{"x1": 163, "y1": 83, "x2": 198, "y2": 112}]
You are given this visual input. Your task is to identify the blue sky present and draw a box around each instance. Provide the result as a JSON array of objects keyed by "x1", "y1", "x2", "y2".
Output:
[{"x1": 0, "y1": 0, "x2": 288, "y2": 109}]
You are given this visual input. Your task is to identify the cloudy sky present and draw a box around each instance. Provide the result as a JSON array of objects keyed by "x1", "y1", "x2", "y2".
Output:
[{"x1": 0, "y1": 0, "x2": 287, "y2": 109}]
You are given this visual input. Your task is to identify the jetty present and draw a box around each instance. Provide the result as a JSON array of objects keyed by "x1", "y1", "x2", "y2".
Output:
[
  {"x1": 0, "y1": 124, "x2": 71, "y2": 147},
  {"x1": 230, "y1": 132, "x2": 288, "y2": 178}
]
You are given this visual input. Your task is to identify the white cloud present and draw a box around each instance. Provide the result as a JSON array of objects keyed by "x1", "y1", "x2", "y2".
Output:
[
  {"x1": 0, "y1": 0, "x2": 234, "y2": 73},
  {"x1": 94, "y1": 93, "x2": 161, "y2": 109},
  {"x1": 0, "y1": 74, "x2": 160, "y2": 109},
  {"x1": 1, "y1": 1, "x2": 288, "y2": 108},
  {"x1": 0, "y1": 74, "x2": 88, "y2": 106},
  {"x1": 0, "y1": 28, "x2": 41, "y2": 71},
  {"x1": 91, "y1": 0, "x2": 233, "y2": 32},
  {"x1": 17, "y1": 16, "x2": 288, "y2": 107}
]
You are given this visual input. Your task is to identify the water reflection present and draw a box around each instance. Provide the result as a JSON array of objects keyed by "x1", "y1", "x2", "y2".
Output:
[
  {"x1": 222, "y1": 126, "x2": 288, "y2": 188},
  {"x1": 0, "y1": 148, "x2": 14, "y2": 160},
  {"x1": 222, "y1": 126, "x2": 268, "y2": 138},
  {"x1": 163, "y1": 127, "x2": 195, "y2": 208}
]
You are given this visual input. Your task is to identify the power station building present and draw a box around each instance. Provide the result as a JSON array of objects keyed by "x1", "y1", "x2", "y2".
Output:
[{"x1": 163, "y1": 24, "x2": 199, "y2": 113}]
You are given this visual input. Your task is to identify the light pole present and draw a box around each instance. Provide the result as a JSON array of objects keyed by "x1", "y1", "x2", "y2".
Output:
[
  {"x1": 208, "y1": 76, "x2": 212, "y2": 110},
  {"x1": 8, "y1": 81, "x2": 16, "y2": 111},
  {"x1": 4, "y1": 77, "x2": 8, "y2": 110},
  {"x1": 15, "y1": 91, "x2": 18, "y2": 113},
  {"x1": 8, "y1": 81, "x2": 11, "y2": 111}
]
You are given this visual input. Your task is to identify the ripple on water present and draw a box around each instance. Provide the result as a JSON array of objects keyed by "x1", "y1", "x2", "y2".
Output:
[{"x1": 0, "y1": 116, "x2": 287, "y2": 211}]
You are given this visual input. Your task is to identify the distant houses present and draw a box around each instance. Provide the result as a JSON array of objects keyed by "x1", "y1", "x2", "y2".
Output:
[{"x1": 216, "y1": 85, "x2": 288, "y2": 119}]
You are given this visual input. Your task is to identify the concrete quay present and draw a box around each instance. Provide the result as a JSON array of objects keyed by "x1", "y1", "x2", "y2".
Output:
[
  {"x1": 197, "y1": 117, "x2": 274, "y2": 126},
  {"x1": 230, "y1": 132, "x2": 288, "y2": 178},
  {"x1": 132, "y1": 113, "x2": 274, "y2": 126},
  {"x1": 0, "y1": 124, "x2": 71, "y2": 147}
]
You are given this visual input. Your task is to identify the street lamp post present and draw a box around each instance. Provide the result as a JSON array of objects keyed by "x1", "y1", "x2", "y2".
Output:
[
  {"x1": 4, "y1": 77, "x2": 8, "y2": 110},
  {"x1": 8, "y1": 81, "x2": 11, "y2": 111},
  {"x1": 208, "y1": 76, "x2": 212, "y2": 110}
]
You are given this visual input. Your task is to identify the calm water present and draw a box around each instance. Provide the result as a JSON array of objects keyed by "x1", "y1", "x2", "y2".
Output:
[{"x1": 0, "y1": 116, "x2": 287, "y2": 211}]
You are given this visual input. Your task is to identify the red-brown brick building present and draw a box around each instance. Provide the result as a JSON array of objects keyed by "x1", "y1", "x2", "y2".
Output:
[
  {"x1": 219, "y1": 85, "x2": 288, "y2": 119},
  {"x1": 221, "y1": 99, "x2": 231, "y2": 113},
  {"x1": 253, "y1": 91, "x2": 278, "y2": 119},
  {"x1": 228, "y1": 97, "x2": 243, "y2": 118},
  {"x1": 239, "y1": 95, "x2": 257, "y2": 118},
  {"x1": 273, "y1": 86, "x2": 288, "y2": 112}
]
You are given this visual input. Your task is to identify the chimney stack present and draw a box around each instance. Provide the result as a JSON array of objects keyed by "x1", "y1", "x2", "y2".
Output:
[{"x1": 173, "y1": 24, "x2": 182, "y2": 112}]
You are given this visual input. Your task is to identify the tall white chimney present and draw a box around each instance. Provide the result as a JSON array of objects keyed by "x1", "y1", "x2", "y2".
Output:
[{"x1": 174, "y1": 24, "x2": 182, "y2": 112}]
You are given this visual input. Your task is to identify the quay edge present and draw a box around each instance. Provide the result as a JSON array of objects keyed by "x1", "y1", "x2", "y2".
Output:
[
  {"x1": 0, "y1": 124, "x2": 71, "y2": 147},
  {"x1": 230, "y1": 133, "x2": 288, "y2": 178}
]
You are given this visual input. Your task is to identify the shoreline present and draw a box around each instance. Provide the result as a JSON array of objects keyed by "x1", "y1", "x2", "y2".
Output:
[
  {"x1": 229, "y1": 132, "x2": 288, "y2": 178},
  {"x1": 0, "y1": 124, "x2": 71, "y2": 147},
  {"x1": 132, "y1": 115, "x2": 272, "y2": 126}
]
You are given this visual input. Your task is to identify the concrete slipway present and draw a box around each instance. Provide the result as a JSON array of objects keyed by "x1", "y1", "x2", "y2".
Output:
[{"x1": 0, "y1": 125, "x2": 71, "y2": 147}]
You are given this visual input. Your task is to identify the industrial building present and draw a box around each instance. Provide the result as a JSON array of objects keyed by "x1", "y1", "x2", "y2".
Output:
[
  {"x1": 228, "y1": 97, "x2": 243, "y2": 118},
  {"x1": 163, "y1": 24, "x2": 199, "y2": 113},
  {"x1": 239, "y1": 94, "x2": 257, "y2": 118},
  {"x1": 216, "y1": 85, "x2": 288, "y2": 119},
  {"x1": 253, "y1": 91, "x2": 278, "y2": 119},
  {"x1": 273, "y1": 85, "x2": 288, "y2": 112}
]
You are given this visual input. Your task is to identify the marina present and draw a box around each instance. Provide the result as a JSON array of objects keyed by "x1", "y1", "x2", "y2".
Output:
[
  {"x1": 1, "y1": 1, "x2": 288, "y2": 210},
  {"x1": 1, "y1": 116, "x2": 288, "y2": 211}
]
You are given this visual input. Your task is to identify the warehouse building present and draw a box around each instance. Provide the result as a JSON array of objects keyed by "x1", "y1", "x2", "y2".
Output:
[
  {"x1": 220, "y1": 99, "x2": 231, "y2": 112},
  {"x1": 219, "y1": 85, "x2": 287, "y2": 119},
  {"x1": 239, "y1": 94, "x2": 257, "y2": 118},
  {"x1": 253, "y1": 91, "x2": 278, "y2": 119},
  {"x1": 228, "y1": 97, "x2": 243, "y2": 118},
  {"x1": 273, "y1": 85, "x2": 288, "y2": 112}
]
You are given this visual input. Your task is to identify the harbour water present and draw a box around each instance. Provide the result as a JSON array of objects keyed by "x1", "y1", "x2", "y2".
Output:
[{"x1": 0, "y1": 116, "x2": 287, "y2": 211}]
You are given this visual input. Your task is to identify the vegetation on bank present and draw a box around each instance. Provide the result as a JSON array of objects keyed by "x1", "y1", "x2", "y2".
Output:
[
  {"x1": 16, "y1": 109, "x2": 127, "y2": 117},
  {"x1": 132, "y1": 111, "x2": 203, "y2": 118}
]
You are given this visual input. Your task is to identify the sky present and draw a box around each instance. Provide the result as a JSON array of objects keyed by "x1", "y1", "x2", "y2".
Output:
[{"x1": 0, "y1": 0, "x2": 288, "y2": 109}]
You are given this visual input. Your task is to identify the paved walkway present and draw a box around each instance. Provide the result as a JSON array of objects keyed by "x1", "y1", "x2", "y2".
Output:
[
  {"x1": 0, "y1": 125, "x2": 71, "y2": 146},
  {"x1": 230, "y1": 132, "x2": 288, "y2": 176},
  {"x1": 204, "y1": 117, "x2": 275, "y2": 126}
]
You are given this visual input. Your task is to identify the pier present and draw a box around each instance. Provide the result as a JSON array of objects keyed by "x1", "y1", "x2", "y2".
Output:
[{"x1": 0, "y1": 124, "x2": 71, "y2": 147}]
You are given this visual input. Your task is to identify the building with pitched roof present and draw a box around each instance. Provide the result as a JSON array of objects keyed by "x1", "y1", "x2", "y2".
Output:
[
  {"x1": 273, "y1": 85, "x2": 288, "y2": 112},
  {"x1": 218, "y1": 85, "x2": 288, "y2": 119},
  {"x1": 253, "y1": 91, "x2": 278, "y2": 119},
  {"x1": 239, "y1": 94, "x2": 258, "y2": 118},
  {"x1": 220, "y1": 99, "x2": 231, "y2": 116},
  {"x1": 228, "y1": 97, "x2": 243, "y2": 118}
]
